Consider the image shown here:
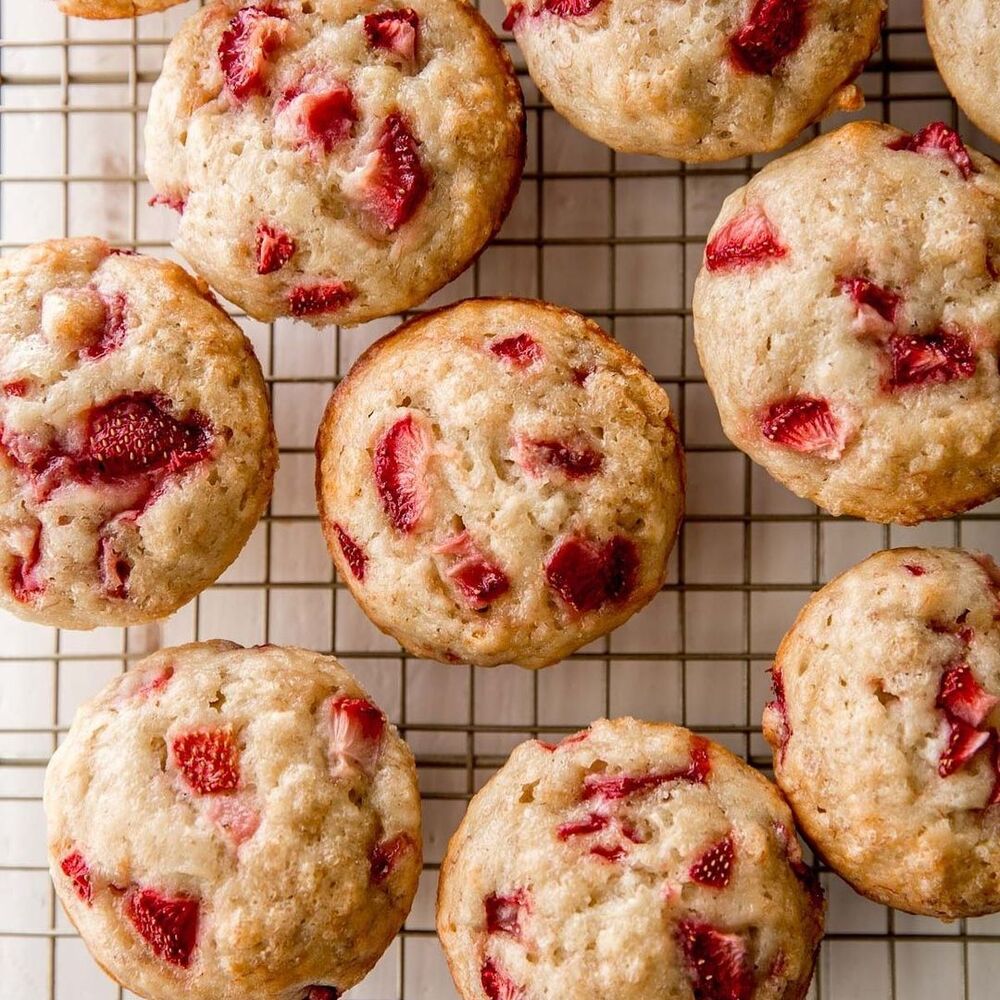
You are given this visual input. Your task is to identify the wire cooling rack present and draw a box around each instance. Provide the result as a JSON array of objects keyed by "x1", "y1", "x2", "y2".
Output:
[{"x1": 3, "y1": 0, "x2": 1000, "y2": 997}]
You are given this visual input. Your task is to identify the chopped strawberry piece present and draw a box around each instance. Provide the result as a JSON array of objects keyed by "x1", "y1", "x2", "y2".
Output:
[
  {"x1": 125, "y1": 887, "x2": 200, "y2": 968},
  {"x1": 938, "y1": 663, "x2": 999, "y2": 728},
  {"x1": 10, "y1": 522, "x2": 44, "y2": 604},
  {"x1": 333, "y1": 524, "x2": 367, "y2": 581},
  {"x1": 885, "y1": 330, "x2": 976, "y2": 390},
  {"x1": 557, "y1": 812, "x2": 610, "y2": 839},
  {"x1": 903, "y1": 563, "x2": 926, "y2": 576},
  {"x1": 171, "y1": 728, "x2": 241, "y2": 795},
  {"x1": 255, "y1": 221, "x2": 296, "y2": 274},
  {"x1": 764, "y1": 666, "x2": 791, "y2": 762},
  {"x1": 839, "y1": 276, "x2": 900, "y2": 337},
  {"x1": 480, "y1": 958, "x2": 525, "y2": 1000},
  {"x1": 373, "y1": 413, "x2": 432, "y2": 533},
  {"x1": 774, "y1": 821, "x2": 824, "y2": 908},
  {"x1": 276, "y1": 80, "x2": 357, "y2": 153},
  {"x1": 485, "y1": 888, "x2": 529, "y2": 939},
  {"x1": 589, "y1": 843, "x2": 627, "y2": 862},
  {"x1": 306, "y1": 989, "x2": 340, "y2": 1000},
  {"x1": 687, "y1": 736, "x2": 711, "y2": 782},
  {"x1": 514, "y1": 436, "x2": 603, "y2": 479},
  {"x1": 329, "y1": 696, "x2": 385, "y2": 776},
  {"x1": 888, "y1": 122, "x2": 975, "y2": 180},
  {"x1": 206, "y1": 796, "x2": 260, "y2": 846},
  {"x1": 729, "y1": 0, "x2": 808, "y2": 75},
  {"x1": 149, "y1": 192, "x2": 186, "y2": 214},
  {"x1": 543, "y1": 0, "x2": 604, "y2": 15},
  {"x1": 544, "y1": 533, "x2": 639, "y2": 614},
  {"x1": 218, "y1": 5, "x2": 288, "y2": 101},
  {"x1": 689, "y1": 833, "x2": 735, "y2": 889},
  {"x1": 80, "y1": 291, "x2": 129, "y2": 361},
  {"x1": 705, "y1": 205, "x2": 788, "y2": 273},
  {"x1": 988, "y1": 741, "x2": 1000, "y2": 808},
  {"x1": 3, "y1": 379, "x2": 29, "y2": 397},
  {"x1": 98, "y1": 534, "x2": 131, "y2": 599},
  {"x1": 938, "y1": 717, "x2": 992, "y2": 778},
  {"x1": 288, "y1": 281, "x2": 355, "y2": 317},
  {"x1": 370, "y1": 832, "x2": 413, "y2": 884},
  {"x1": 132, "y1": 665, "x2": 174, "y2": 700},
  {"x1": 61, "y1": 851, "x2": 93, "y2": 904},
  {"x1": 502, "y1": 3, "x2": 525, "y2": 30},
  {"x1": 583, "y1": 742, "x2": 710, "y2": 802},
  {"x1": 434, "y1": 532, "x2": 510, "y2": 609},
  {"x1": 676, "y1": 920, "x2": 753, "y2": 1000},
  {"x1": 572, "y1": 364, "x2": 595, "y2": 385},
  {"x1": 489, "y1": 332, "x2": 543, "y2": 370},
  {"x1": 760, "y1": 396, "x2": 848, "y2": 460},
  {"x1": 364, "y1": 8, "x2": 419, "y2": 62}
]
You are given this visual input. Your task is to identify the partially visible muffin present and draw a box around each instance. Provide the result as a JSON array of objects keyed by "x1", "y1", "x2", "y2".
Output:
[
  {"x1": 765, "y1": 547, "x2": 1000, "y2": 918},
  {"x1": 0, "y1": 237, "x2": 276, "y2": 629},
  {"x1": 316, "y1": 298, "x2": 684, "y2": 669},
  {"x1": 438, "y1": 718, "x2": 825, "y2": 1000},
  {"x1": 46, "y1": 641, "x2": 422, "y2": 1000},
  {"x1": 57, "y1": 0, "x2": 185, "y2": 17}
]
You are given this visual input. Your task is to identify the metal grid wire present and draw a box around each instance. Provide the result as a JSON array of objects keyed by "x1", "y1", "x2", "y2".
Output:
[{"x1": 2, "y1": 0, "x2": 1000, "y2": 997}]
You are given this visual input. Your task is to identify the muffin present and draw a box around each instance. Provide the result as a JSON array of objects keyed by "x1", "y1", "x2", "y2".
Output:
[
  {"x1": 693, "y1": 120, "x2": 1000, "y2": 524},
  {"x1": 764, "y1": 547, "x2": 1000, "y2": 918},
  {"x1": 45, "y1": 641, "x2": 422, "y2": 1000},
  {"x1": 438, "y1": 718, "x2": 825, "y2": 1000},
  {"x1": 502, "y1": 0, "x2": 884, "y2": 162},
  {"x1": 0, "y1": 237, "x2": 276, "y2": 629},
  {"x1": 145, "y1": 0, "x2": 524, "y2": 327},
  {"x1": 57, "y1": 0, "x2": 185, "y2": 16},
  {"x1": 315, "y1": 298, "x2": 684, "y2": 669}
]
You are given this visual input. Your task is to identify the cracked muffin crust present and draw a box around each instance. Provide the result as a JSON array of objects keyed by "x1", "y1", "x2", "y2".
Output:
[
  {"x1": 693, "y1": 120, "x2": 1000, "y2": 524},
  {"x1": 0, "y1": 238, "x2": 277, "y2": 630},
  {"x1": 145, "y1": 0, "x2": 524, "y2": 327},
  {"x1": 501, "y1": 0, "x2": 884, "y2": 162},
  {"x1": 764, "y1": 547, "x2": 1000, "y2": 918},
  {"x1": 45, "y1": 641, "x2": 422, "y2": 1000},
  {"x1": 56, "y1": 0, "x2": 185, "y2": 16},
  {"x1": 315, "y1": 298, "x2": 684, "y2": 669},
  {"x1": 438, "y1": 718, "x2": 825, "y2": 1000}
]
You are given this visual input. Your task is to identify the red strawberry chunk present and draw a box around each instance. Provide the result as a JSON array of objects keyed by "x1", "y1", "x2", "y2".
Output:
[
  {"x1": 544, "y1": 533, "x2": 639, "y2": 614},
  {"x1": 3, "y1": 379, "x2": 29, "y2": 397},
  {"x1": 764, "y1": 666, "x2": 791, "y2": 762},
  {"x1": 333, "y1": 524, "x2": 367, "y2": 581},
  {"x1": 218, "y1": 5, "x2": 288, "y2": 101},
  {"x1": 10, "y1": 522, "x2": 44, "y2": 603},
  {"x1": 514, "y1": 435, "x2": 603, "y2": 479},
  {"x1": 489, "y1": 332, "x2": 543, "y2": 370},
  {"x1": 434, "y1": 531, "x2": 510, "y2": 609},
  {"x1": 80, "y1": 291, "x2": 129, "y2": 361},
  {"x1": 938, "y1": 717, "x2": 992, "y2": 778},
  {"x1": 903, "y1": 563, "x2": 926, "y2": 577},
  {"x1": 373, "y1": 413, "x2": 432, "y2": 533},
  {"x1": 543, "y1": 0, "x2": 605, "y2": 15},
  {"x1": 288, "y1": 281, "x2": 355, "y2": 316},
  {"x1": 839, "y1": 276, "x2": 900, "y2": 337},
  {"x1": 885, "y1": 330, "x2": 976, "y2": 390},
  {"x1": 485, "y1": 888, "x2": 529, "y2": 939},
  {"x1": 689, "y1": 834, "x2": 735, "y2": 889},
  {"x1": 557, "y1": 812, "x2": 610, "y2": 839},
  {"x1": 276, "y1": 80, "x2": 357, "y2": 153},
  {"x1": 132, "y1": 665, "x2": 174, "y2": 700},
  {"x1": 98, "y1": 534, "x2": 131, "y2": 599},
  {"x1": 590, "y1": 842, "x2": 627, "y2": 862},
  {"x1": 171, "y1": 728, "x2": 241, "y2": 795},
  {"x1": 989, "y1": 742, "x2": 1000, "y2": 808},
  {"x1": 938, "y1": 663, "x2": 999, "y2": 728},
  {"x1": 255, "y1": 221, "x2": 296, "y2": 274},
  {"x1": 370, "y1": 832, "x2": 413, "y2": 884},
  {"x1": 329, "y1": 696, "x2": 385, "y2": 776},
  {"x1": 760, "y1": 396, "x2": 848, "y2": 460},
  {"x1": 125, "y1": 887, "x2": 200, "y2": 968},
  {"x1": 206, "y1": 796, "x2": 261, "y2": 846},
  {"x1": 676, "y1": 920, "x2": 753, "y2": 1000},
  {"x1": 364, "y1": 8, "x2": 419, "y2": 62},
  {"x1": 705, "y1": 205, "x2": 788, "y2": 273},
  {"x1": 149, "y1": 192, "x2": 186, "y2": 214},
  {"x1": 729, "y1": 0, "x2": 808, "y2": 75},
  {"x1": 480, "y1": 958, "x2": 525, "y2": 1000},
  {"x1": 888, "y1": 122, "x2": 975, "y2": 180},
  {"x1": 583, "y1": 741, "x2": 710, "y2": 802},
  {"x1": 501, "y1": 3, "x2": 525, "y2": 30},
  {"x1": 61, "y1": 851, "x2": 93, "y2": 904},
  {"x1": 306, "y1": 989, "x2": 340, "y2": 1000}
]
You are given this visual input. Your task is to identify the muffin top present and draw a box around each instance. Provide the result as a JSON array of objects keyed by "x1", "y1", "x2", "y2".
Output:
[{"x1": 57, "y1": 0, "x2": 186, "y2": 17}]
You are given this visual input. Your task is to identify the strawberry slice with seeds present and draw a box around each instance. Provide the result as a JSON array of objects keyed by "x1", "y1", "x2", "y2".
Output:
[
  {"x1": 434, "y1": 532, "x2": 510, "y2": 609},
  {"x1": 255, "y1": 221, "x2": 296, "y2": 274},
  {"x1": 171, "y1": 728, "x2": 241, "y2": 795},
  {"x1": 364, "y1": 8, "x2": 419, "y2": 63},
  {"x1": 333, "y1": 524, "x2": 367, "y2": 581},
  {"x1": 938, "y1": 663, "x2": 999, "y2": 728},
  {"x1": 888, "y1": 122, "x2": 975, "y2": 179},
  {"x1": 544, "y1": 533, "x2": 639, "y2": 614},
  {"x1": 125, "y1": 887, "x2": 200, "y2": 968},
  {"x1": 276, "y1": 79, "x2": 357, "y2": 153},
  {"x1": 370, "y1": 832, "x2": 414, "y2": 884},
  {"x1": 10, "y1": 522, "x2": 44, "y2": 604},
  {"x1": 218, "y1": 5, "x2": 288, "y2": 101},
  {"x1": 689, "y1": 834, "x2": 735, "y2": 889},
  {"x1": 288, "y1": 281, "x2": 355, "y2": 317},
  {"x1": 583, "y1": 741, "x2": 710, "y2": 802},
  {"x1": 329, "y1": 696, "x2": 385, "y2": 776},
  {"x1": 3, "y1": 379, "x2": 29, "y2": 397},
  {"x1": 480, "y1": 958, "x2": 525, "y2": 1000},
  {"x1": 729, "y1": 0, "x2": 808, "y2": 75},
  {"x1": 839, "y1": 276, "x2": 900, "y2": 337},
  {"x1": 705, "y1": 205, "x2": 788, "y2": 273},
  {"x1": 543, "y1": 0, "x2": 604, "y2": 14},
  {"x1": 676, "y1": 920, "x2": 753, "y2": 1000},
  {"x1": 938, "y1": 717, "x2": 992, "y2": 778},
  {"x1": 489, "y1": 332, "x2": 543, "y2": 370},
  {"x1": 514, "y1": 435, "x2": 603, "y2": 479},
  {"x1": 759, "y1": 396, "x2": 849, "y2": 460},
  {"x1": 61, "y1": 851, "x2": 93, "y2": 904},
  {"x1": 885, "y1": 330, "x2": 976, "y2": 390},
  {"x1": 485, "y1": 888, "x2": 529, "y2": 939},
  {"x1": 557, "y1": 812, "x2": 610, "y2": 839},
  {"x1": 373, "y1": 413, "x2": 433, "y2": 533}
]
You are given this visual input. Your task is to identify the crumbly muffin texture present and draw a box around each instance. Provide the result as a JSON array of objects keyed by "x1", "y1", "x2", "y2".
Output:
[
  {"x1": 502, "y1": 0, "x2": 883, "y2": 162},
  {"x1": 57, "y1": 0, "x2": 185, "y2": 17},
  {"x1": 693, "y1": 120, "x2": 1000, "y2": 524},
  {"x1": 315, "y1": 298, "x2": 684, "y2": 669},
  {"x1": 438, "y1": 718, "x2": 825, "y2": 1000},
  {"x1": 765, "y1": 547, "x2": 1000, "y2": 918},
  {"x1": 145, "y1": 0, "x2": 524, "y2": 327},
  {"x1": 46, "y1": 641, "x2": 422, "y2": 1000},
  {"x1": 0, "y1": 238, "x2": 276, "y2": 630}
]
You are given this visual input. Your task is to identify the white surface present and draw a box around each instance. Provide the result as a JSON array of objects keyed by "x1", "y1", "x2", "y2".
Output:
[{"x1": 1, "y1": 0, "x2": 1000, "y2": 997}]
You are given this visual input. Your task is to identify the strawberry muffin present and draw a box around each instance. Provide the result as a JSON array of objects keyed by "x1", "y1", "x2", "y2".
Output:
[
  {"x1": 0, "y1": 238, "x2": 277, "y2": 630},
  {"x1": 46, "y1": 641, "x2": 422, "y2": 1000},
  {"x1": 57, "y1": 0, "x2": 185, "y2": 17},
  {"x1": 501, "y1": 0, "x2": 884, "y2": 162},
  {"x1": 693, "y1": 121, "x2": 1000, "y2": 524},
  {"x1": 438, "y1": 718, "x2": 825, "y2": 1000},
  {"x1": 315, "y1": 298, "x2": 684, "y2": 669},
  {"x1": 765, "y1": 547, "x2": 1000, "y2": 918},
  {"x1": 145, "y1": 0, "x2": 524, "y2": 327}
]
